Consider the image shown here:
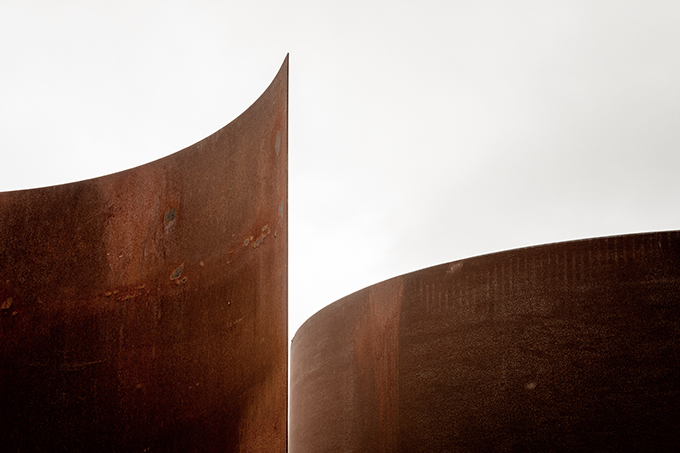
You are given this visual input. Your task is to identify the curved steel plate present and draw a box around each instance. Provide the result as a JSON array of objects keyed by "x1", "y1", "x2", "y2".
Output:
[
  {"x1": 0, "y1": 56, "x2": 288, "y2": 452},
  {"x1": 291, "y1": 231, "x2": 680, "y2": 451}
]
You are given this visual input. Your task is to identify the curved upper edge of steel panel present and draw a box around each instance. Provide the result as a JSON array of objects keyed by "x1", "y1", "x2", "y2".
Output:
[
  {"x1": 290, "y1": 230, "x2": 680, "y2": 452},
  {"x1": 0, "y1": 56, "x2": 288, "y2": 452},
  {"x1": 292, "y1": 230, "x2": 677, "y2": 340}
]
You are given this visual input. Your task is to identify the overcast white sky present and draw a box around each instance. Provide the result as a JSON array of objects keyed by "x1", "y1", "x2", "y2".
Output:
[{"x1": 2, "y1": 1, "x2": 680, "y2": 339}]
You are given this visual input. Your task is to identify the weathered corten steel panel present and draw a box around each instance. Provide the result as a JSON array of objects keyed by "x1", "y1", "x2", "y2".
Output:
[
  {"x1": 0, "y1": 56, "x2": 288, "y2": 452},
  {"x1": 291, "y1": 231, "x2": 680, "y2": 452}
]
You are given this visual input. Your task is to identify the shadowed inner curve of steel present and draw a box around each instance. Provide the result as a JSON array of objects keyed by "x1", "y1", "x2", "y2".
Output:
[{"x1": 0, "y1": 57, "x2": 288, "y2": 452}]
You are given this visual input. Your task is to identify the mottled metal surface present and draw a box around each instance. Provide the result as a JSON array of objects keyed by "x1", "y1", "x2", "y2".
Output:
[
  {"x1": 291, "y1": 231, "x2": 680, "y2": 452},
  {"x1": 0, "y1": 56, "x2": 288, "y2": 452}
]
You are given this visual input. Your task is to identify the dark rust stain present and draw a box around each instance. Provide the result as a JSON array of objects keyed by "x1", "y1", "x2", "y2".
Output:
[
  {"x1": 164, "y1": 207, "x2": 177, "y2": 229},
  {"x1": 169, "y1": 263, "x2": 184, "y2": 280}
]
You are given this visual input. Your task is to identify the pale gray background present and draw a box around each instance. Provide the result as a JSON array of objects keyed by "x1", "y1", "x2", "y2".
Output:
[{"x1": 2, "y1": 1, "x2": 679, "y2": 339}]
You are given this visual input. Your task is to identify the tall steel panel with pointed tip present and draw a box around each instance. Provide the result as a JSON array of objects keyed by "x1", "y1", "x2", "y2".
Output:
[{"x1": 0, "y1": 57, "x2": 288, "y2": 452}]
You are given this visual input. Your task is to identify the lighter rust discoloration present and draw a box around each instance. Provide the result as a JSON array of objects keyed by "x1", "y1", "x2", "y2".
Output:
[{"x1": 1, "y1": 297, "x2": 13, "y2": 311}]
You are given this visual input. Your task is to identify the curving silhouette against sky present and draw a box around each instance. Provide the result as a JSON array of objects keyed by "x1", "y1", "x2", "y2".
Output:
[{"x1": 2, "y1": 1, "x2": 680, "y2": 338}]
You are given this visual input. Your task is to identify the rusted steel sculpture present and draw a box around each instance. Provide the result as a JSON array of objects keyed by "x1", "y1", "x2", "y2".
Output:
[
  {"x1": 291, "y1": 231, "x2": 680, "y2": 452},
  {"x1": 3, "y1": 52, "x2": 680, "y2": 452},
  {"x1": 0, "y1": 57, "x2": 288, "y2": 452}
]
